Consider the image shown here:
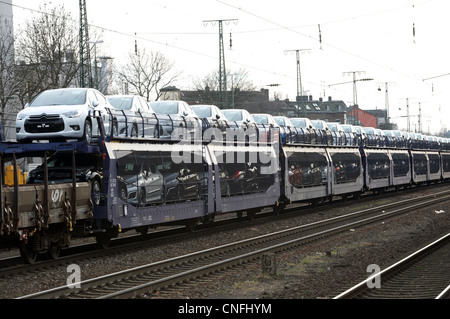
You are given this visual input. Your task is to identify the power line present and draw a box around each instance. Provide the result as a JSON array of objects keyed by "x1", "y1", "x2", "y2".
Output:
[{"x1": 216, "y1": 0, "x2": 433, "y2": 87}]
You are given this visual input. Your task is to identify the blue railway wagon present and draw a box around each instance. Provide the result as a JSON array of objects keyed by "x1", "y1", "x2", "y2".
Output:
[
  {"x1": 363, "y1": 147, "x2": 391, "y2": 191},
  {"x1": 283, "y1": 145, "x2": 331, "y2": 203},
  {"x1": 102, "y1": 141, "x2": 211, "y2": 232},
  {"x1": 327, "y1": 146, "x2": 364, "y2": 197},
  {"x1": 441, "y1": 151, "x2": 450, "y2": 180},
  {"x1": 389, "y1": 149, "x2": 412, "y2": 187},
  {"x1": 427, "y1": 151, "x2": 441, "y2": 182},
  {"x1": 208, "y1": 141, "x2": 280, "y2": 215},
  {"x1": 98, "y1": 139, "x2": 281, "y2": 235},
  {"x1": 410, "y1": 150, "x2": 429, "y2": 184}
]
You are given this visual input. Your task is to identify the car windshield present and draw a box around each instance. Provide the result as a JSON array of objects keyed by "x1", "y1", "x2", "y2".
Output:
[
  {"x1": 149, "y1": 101, "x2": 179, "y2": 114},
  {"x1": 44, "y1": 154, "x2": 97, "y2": 169},
  {"x1": 327, "y1": 123, "x2": 337, "y2": 131},
  {"x1": 311, "y1": 121, "x2": 323, "y2": 129},
  {"x1": 107, "y1": 97, "x2": 133, "y2": 110},
  {"x1": 274, "y1": 118, "x2": 285, "y2": 126},
  {"x1": 290, "y1": 118, "x2": 306, "y2": 127},
  {"x1": 253, "y1": 115, "x2": 268, "y2": 124},
  {"x1": 364, "y1": 127, "x2": 374, "y2": 134},
  {"x1": 222, "y1": 110, "x2": 242, "y2": 121},
  {"x1": 191, "y1": 105, "x2": 212, "y2": 117},
  {"x1": 341, "y1": 125, "x2": 352, "y2": 133},
  {"x1": 30, "y1": 89, "x2": 86, "y2": 107}
]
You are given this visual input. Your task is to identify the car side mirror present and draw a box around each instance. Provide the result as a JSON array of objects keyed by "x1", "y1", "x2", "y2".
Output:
[
  {"x1": 92, "y1": 100, "x2": 99, "y2": 107},
  {"x1": 216, "y1": 114, "x2": 221, "y2": 119}
]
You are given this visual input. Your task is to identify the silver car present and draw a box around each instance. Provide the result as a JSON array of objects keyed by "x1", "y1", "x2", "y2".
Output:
[
  {"x1": 107, "y1": 94, "x2": 163, "y2": 138},
  {"x1": 16, "y1": 88, "x2": 112, "y2": 143},
  {"x1": 191, "y1": 104, "x2": 231, "y2": 140},
  {"x1": 118, "y1": 158, "x2": 164, "y2": 205},
  {"x1": 149, "y1": 100, "x2": 202, "y2": 140},
  {"x1": 222, "y1": 109, "x2": 258, "y2": 142}
]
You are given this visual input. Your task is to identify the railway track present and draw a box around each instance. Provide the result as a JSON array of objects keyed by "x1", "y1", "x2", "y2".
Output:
[
  {"x1": 0, "y1": 183, "x2": 443, "y2": 277},
  {"x1": 334, "y1": 232, "x2": 450, "y2": 299},
  {"x1": 18, "y1": 188, "x2": 450, "y2": 299}
]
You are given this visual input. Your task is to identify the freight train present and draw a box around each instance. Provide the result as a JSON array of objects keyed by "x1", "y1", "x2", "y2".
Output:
[{"x1": 1, "y1": 111, "x2": 449, "y2": 263}]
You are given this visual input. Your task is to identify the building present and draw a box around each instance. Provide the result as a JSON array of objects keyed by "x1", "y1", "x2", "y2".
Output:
[
  {"x1": 173, "y1": 86, "x2": 349, "y2": 123},
  {"x1": 287, "y1": 95, "x2": 348, "y2": 123},
  {"x1": 347, "y1": 106, "x2": 388, "y2": 129}
]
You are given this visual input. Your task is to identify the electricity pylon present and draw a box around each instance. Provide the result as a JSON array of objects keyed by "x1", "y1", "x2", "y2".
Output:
[
  {"x1": 204, "y1": 19, "x2": 238, "y2": 108},
  {"x1": 79, "y1": 0, "x2": 92, "y2": 88}
]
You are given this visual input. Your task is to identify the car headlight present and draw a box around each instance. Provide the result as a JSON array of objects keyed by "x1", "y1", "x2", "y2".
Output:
[
  {"x1": 63, "y1": 110, "x2": 82, "y2": 118},
  {"x1": 16, "y1": 113, "x2": 27, "y2": 120}
]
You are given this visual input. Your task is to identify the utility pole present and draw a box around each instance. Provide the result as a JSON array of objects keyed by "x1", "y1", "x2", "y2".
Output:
[
  {"x1": 378, "y1": 82, "x2": 393, "y2": 129},
  {"x1": 284, "y1": 49, "x2": 310, "y2": 116},
  {"x1": 203, "y1": 19, "x2": 238, "y2": 108},
  {"x1": 343, "y1": 71, "x2": 367, "y2": 106},
  {"x1": 406, "y1": 98, "x2": 410, "y2": 132},
  {"x1": 418, "y1": 102, "x2": 422, "y2": 133},
  {"x1": 79, "y1": 0, "x2": 92, "y2": 88},
  {"x1": 329, "y1": 73, "x2": 373, "y2": 125}
]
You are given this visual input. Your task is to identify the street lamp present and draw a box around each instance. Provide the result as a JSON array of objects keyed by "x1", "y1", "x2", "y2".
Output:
[
  {"x1": 87, "y1": 40, "x2": 104, "y2": 89},
  {"x1": 228, "y1": 73, "x2": 237, "y2": 109},
  {"x1": 98, "y1": 56, "x2": 114, "y2": 94}
]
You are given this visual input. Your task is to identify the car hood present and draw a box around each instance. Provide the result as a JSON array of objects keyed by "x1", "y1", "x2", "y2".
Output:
[{"x1": 18, "y1": 104, "x2": 89, "y2": 117}]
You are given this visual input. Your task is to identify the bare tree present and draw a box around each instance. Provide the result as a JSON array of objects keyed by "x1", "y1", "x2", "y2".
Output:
[
  {"x1": 191, "y1": 67, "x2": 257, "y2": 107},
  {"x1": 193, "y1": 67, "x2": 256, "y2": 92},
  {"x1": 0, "y1": 16, "x2": 23, "y2": 137},
  {"x1": 117, "y1": 48, "x2": 181, "y2": 101},
  {"x1": 0, "y1": 17, "x2": 20, "y2": 112},
  {"x1": 14, "y1": 4, "x2": 79, "y2": 104}
]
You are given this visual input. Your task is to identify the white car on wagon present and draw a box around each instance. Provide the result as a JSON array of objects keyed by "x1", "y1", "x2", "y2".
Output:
[{"x1": 16, "y1": 88, "x2": 112, "y2": 143}]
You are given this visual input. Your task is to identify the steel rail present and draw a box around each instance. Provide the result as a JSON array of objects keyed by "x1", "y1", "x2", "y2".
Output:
[{"x1": 334, "y1": 232, "x2": 450, "y2": 299}]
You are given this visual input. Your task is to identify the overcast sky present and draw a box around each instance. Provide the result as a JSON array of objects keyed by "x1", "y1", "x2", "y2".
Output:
[{"x1": 9, "y1": 0, "x2": 450, "y2": 133}]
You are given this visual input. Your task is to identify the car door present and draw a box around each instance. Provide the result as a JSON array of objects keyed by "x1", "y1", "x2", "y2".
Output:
[
  {"x1": 135, "y1": 97, "x2": 149, "y2": 137},
  {"x1": 141, "y1": 161, "x2": 164, "y2": 202},
  {"x1": 91, "y1": 90, "x2": 111, "y2": 135}
]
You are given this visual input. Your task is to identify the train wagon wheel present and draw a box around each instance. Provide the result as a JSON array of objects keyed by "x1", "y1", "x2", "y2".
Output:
[
  {"x1": 95, "y1": 233, "x2": 111, "y2": 249},
  {"x1": 19, "y1": 244, "x2": 37, "y2": 264},
  {"x1": 47, "y1": 243, "x2": 61, "y2": 260}
]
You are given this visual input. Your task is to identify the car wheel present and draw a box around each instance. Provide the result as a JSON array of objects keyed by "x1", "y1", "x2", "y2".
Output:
[
  {"x1": 112, "y1": 119, "x2": 119, "y2": 137},
  {"x1": 153, "y1": 124, "x2": 160, "y2": 138},
  {"x1": 83, "y1": 119, "x2": 93, "y2": 144},
  {"x1": 139, "y1": 188, "x2": 146, "y2": 206},
  {"x1": 120, "y1": 185, "x2": 127, "y2": 201},
  {"x1": 131, "y1": 124, "x2": 138, "y2": 137}
]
